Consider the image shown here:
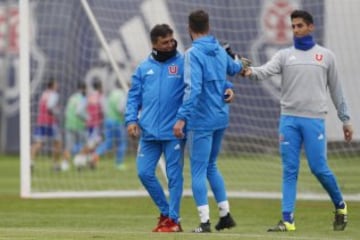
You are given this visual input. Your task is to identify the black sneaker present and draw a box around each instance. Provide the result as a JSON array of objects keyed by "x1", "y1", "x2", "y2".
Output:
[
  {"x1": 333, "y1": 204, "x2": 348, "y2": 231},
  {"x1": 215, "y1": 213, "x2": 236, "y2": 231},
  {"x1": 192, "y1": 220, "x2": 211, "y2": 233}
]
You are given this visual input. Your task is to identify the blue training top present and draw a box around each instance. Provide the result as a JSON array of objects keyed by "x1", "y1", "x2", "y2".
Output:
[
  {"x1": 176, "y1": 35, "x2": 242, "y2": 131},
  {"x1": 125, "y1": 52, "x2": 185, "y2": 140}
]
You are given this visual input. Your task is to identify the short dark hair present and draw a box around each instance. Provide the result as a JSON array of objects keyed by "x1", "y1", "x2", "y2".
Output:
[
  {"x1": 150, "y1": 24, "x2": 173, "y2": 44},
  {"x1": 290, "y1": 10, "x2": 314, "y2": 25},
  {"x1": 46, "y1": 78, "x2": 56, "y2": 89},
  {"x1": 92, "y1": 78, "x2": 102, "y2": 90},
  {"x1": 77, "y1": 81, "x2": 86, "y2": 90},
  {"x1": 188, "y1": 9, "x2": 209, "y2": 33}
]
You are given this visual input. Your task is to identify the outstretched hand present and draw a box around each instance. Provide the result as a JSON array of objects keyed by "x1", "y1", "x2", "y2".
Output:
[
  {"x1": 241, "y1": 67, "x2": 252, "y2": 77},
  {"x1": 239, "y1": 57, "x2": 252, "y2": 69}
]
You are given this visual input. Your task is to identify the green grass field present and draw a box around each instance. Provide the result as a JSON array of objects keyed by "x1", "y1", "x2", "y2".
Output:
[
  {"x1": 30, "y1": 153, "x2": 360, "y2": 194},
  {"x1": 1, "y1": 154, "x2": 360, "y2": 239}
]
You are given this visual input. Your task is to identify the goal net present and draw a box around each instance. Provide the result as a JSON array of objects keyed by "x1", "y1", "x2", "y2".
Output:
[{"x1": 20, "y1": 0, "x2": 360, "y2": 199}]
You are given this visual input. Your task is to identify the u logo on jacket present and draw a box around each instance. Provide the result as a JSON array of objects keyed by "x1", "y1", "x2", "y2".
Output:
[
  {"x1": 315, "y1": 54, "x2": 323, "y2": 62},
  {"x1": 168, "y1": 65, "x2": 178, "y2": 74}
]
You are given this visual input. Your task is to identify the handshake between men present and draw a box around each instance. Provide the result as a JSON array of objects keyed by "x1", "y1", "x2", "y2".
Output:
[{"x1": 221, "y1": 41, "x2": 252, "y2": 76}]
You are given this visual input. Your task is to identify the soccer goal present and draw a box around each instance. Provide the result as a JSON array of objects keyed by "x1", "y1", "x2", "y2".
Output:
[{"x1": 20, "y1": 0, "x2": 360, "y2": 199}]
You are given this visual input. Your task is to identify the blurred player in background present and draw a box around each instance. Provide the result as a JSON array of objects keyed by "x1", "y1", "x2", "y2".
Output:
[
  {"x1": 173, "y1": 9, "x2": 244, "y2": 233},
  {"x1": 91, "y1": 81, "x2": 128, "y2": 170},
  {"x1": 126, "y1": 24, "x2": 185, "y2": 233},
  {"x1": 31, "y1": 78, "x2": 62, "y2": 171},
  {"x1": 242, "y1": 10, "x2": 353, "y2": 232},
  {"x1": 85, "y1": 78, "x2": 105, "y2": 169},
  {"x1": 62, "y1": 81, "x2": 88, "y2": 170}
]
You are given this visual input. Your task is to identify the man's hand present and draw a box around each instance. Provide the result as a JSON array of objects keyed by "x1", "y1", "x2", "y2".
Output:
[
  {"x1": 221, "y1": 40, "x2": 253, "y2": 80},
  {"x1": 224, "y1": 88, "x2": 234, "y2": 103},
  {"x1": 239, "y1": 56, "x2": 252, "y2": 70},
  {"x1": 241, "y1": 67, "x2": 252, "y2": 77},
  {"x1": 173, "y1": 120, "x2": 186, "y2": 139},
  {"x1": 127, "y1": 123, "x2": 140, "y2": 138},
  {"x1": 221, "y1": 41, "x2": 252, "y2": 71},
  {"x1": 343, "y1": 124, "x2": 353, "y2": 143}
]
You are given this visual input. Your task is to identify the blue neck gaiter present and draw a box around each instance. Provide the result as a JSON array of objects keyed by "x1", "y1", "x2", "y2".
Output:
[{"x1": 293, "y1": 35, "x2": 315, "y2": 51}]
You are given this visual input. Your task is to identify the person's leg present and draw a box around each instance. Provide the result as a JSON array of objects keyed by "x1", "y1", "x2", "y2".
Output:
[
  {"x1": 62, "y1": 130, "x2": 81, "y2": 171},
  {"x1": 207, "y1": 128, "x2": 227, "y2": 204},
  {"x1": 302, "y1": 118, "x2": 345, "y2": 208},
  {"x1": 163, "y1": 139, "x2": 185, "y2": 223},
  {"x1": 302, "y1": 117, "x2": 347, "y2": 231},
  {"x1": 136, "y1": 139, "x2": 169, "y2": 217},
  {"x1": 31, "y1": 141, "x2": 43, "y2": 163},
  {"x1": 207, "y1": 128, "x2": 236, "y2": 230},
  {"x1": 188, "y1": 130, "x2": 212, "y2": 232},
  {"x1": 52, "y1": 139, "x2": 62, "y2": 169},
  {"x1": 189, "y1": 130, "x2": 211, "y2": 204},
  {"x1": 63, "y1": 130, "x2": 74, "y2": 162},
  {"x1": 74, "y1": 129, "x2": 87, "y2": 155},
  {"x1": 155, "y1": 139, "x2": 185, "y2": 232},
  {"x1": 87, "y1": 126, "x2": 103, "y2": 168},
  {"x1": 51, "y1": 124, "x2": 62, "y2": 170},
  {"x1": 268, "y1": 116, "x2": 301, "y2": 232},
  {"x1": 95, "y1": 119, "x2": 113, "y2": 156},
  {"x1": 115, "y1": 123, "x2": 128, "y2": 166},
  {"x1": 279, "y1": 116, "x2": 302, "y2": 223},
  {"x1": 31, "y1": 126, "x2": 45, "y2": 163}
]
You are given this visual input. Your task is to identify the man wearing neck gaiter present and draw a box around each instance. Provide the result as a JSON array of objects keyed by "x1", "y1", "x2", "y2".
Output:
[
  {"x1": 125, "y1": 24, "x2": 185, "y2": 233},
  {"x1": 243, "y1": 10, "x2": 353, "y2": 232}
]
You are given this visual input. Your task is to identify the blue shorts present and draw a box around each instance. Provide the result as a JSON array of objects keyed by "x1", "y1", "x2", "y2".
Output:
[{"x1": 33, "y1": 125, "x2": 61, "y2": 142}]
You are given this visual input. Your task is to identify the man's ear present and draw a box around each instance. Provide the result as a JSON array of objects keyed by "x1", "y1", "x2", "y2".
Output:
[{"x1": 309, "y1": 23, "x2": 315, "y2": 32}]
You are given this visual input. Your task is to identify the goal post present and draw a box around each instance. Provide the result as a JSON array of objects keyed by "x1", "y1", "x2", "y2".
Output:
[
  {"x1": 19, "y1": 0, "x2": 31, "y2": 198},
  {"x1": 20, "y1": 0, "x2": 169, "y2": 198},
  {"x1": 20, "y1": 0, "x2": 360, "y2": 199}
]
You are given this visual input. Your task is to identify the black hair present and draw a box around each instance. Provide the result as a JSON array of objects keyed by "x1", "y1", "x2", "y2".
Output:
[
  {"x1": 291, "y1": 10, "x2": 314, "y2": 25},
  {"x1": 46, "y1": 78, "x2": 56, "y2": 89},
  {"x1": 77, "y1": 81, "x2": 86, "y2": 90},
  {"x1": 92, "y1": 78, "x2": 102, "y2": 90},
  {"x1": 150, "y1": 24, "x2": 173, "y2": 44},
  {"x1": 188, "y1": 9, "x2": 209, "y2": 33}
]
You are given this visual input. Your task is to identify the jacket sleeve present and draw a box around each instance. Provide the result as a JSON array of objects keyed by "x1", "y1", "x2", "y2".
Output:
[
  {"x1": 250, "y1": 51, "x2": 283, "y2": 81},
  {"x1": 225, "y1": 80, "x2": 233, "y2": 89},
  {"x1": 226, "y1": 54, "x2": 242, "y2": 76},
  {"x1": 176, "y1": 50, "x2": 203, "y2": 122},
  {"x1": 125, "y1": 66, "x2": 142, "y2": 126},
  {"x1": 327, "y1": 51, "x2": 351, "y2": 123}
]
